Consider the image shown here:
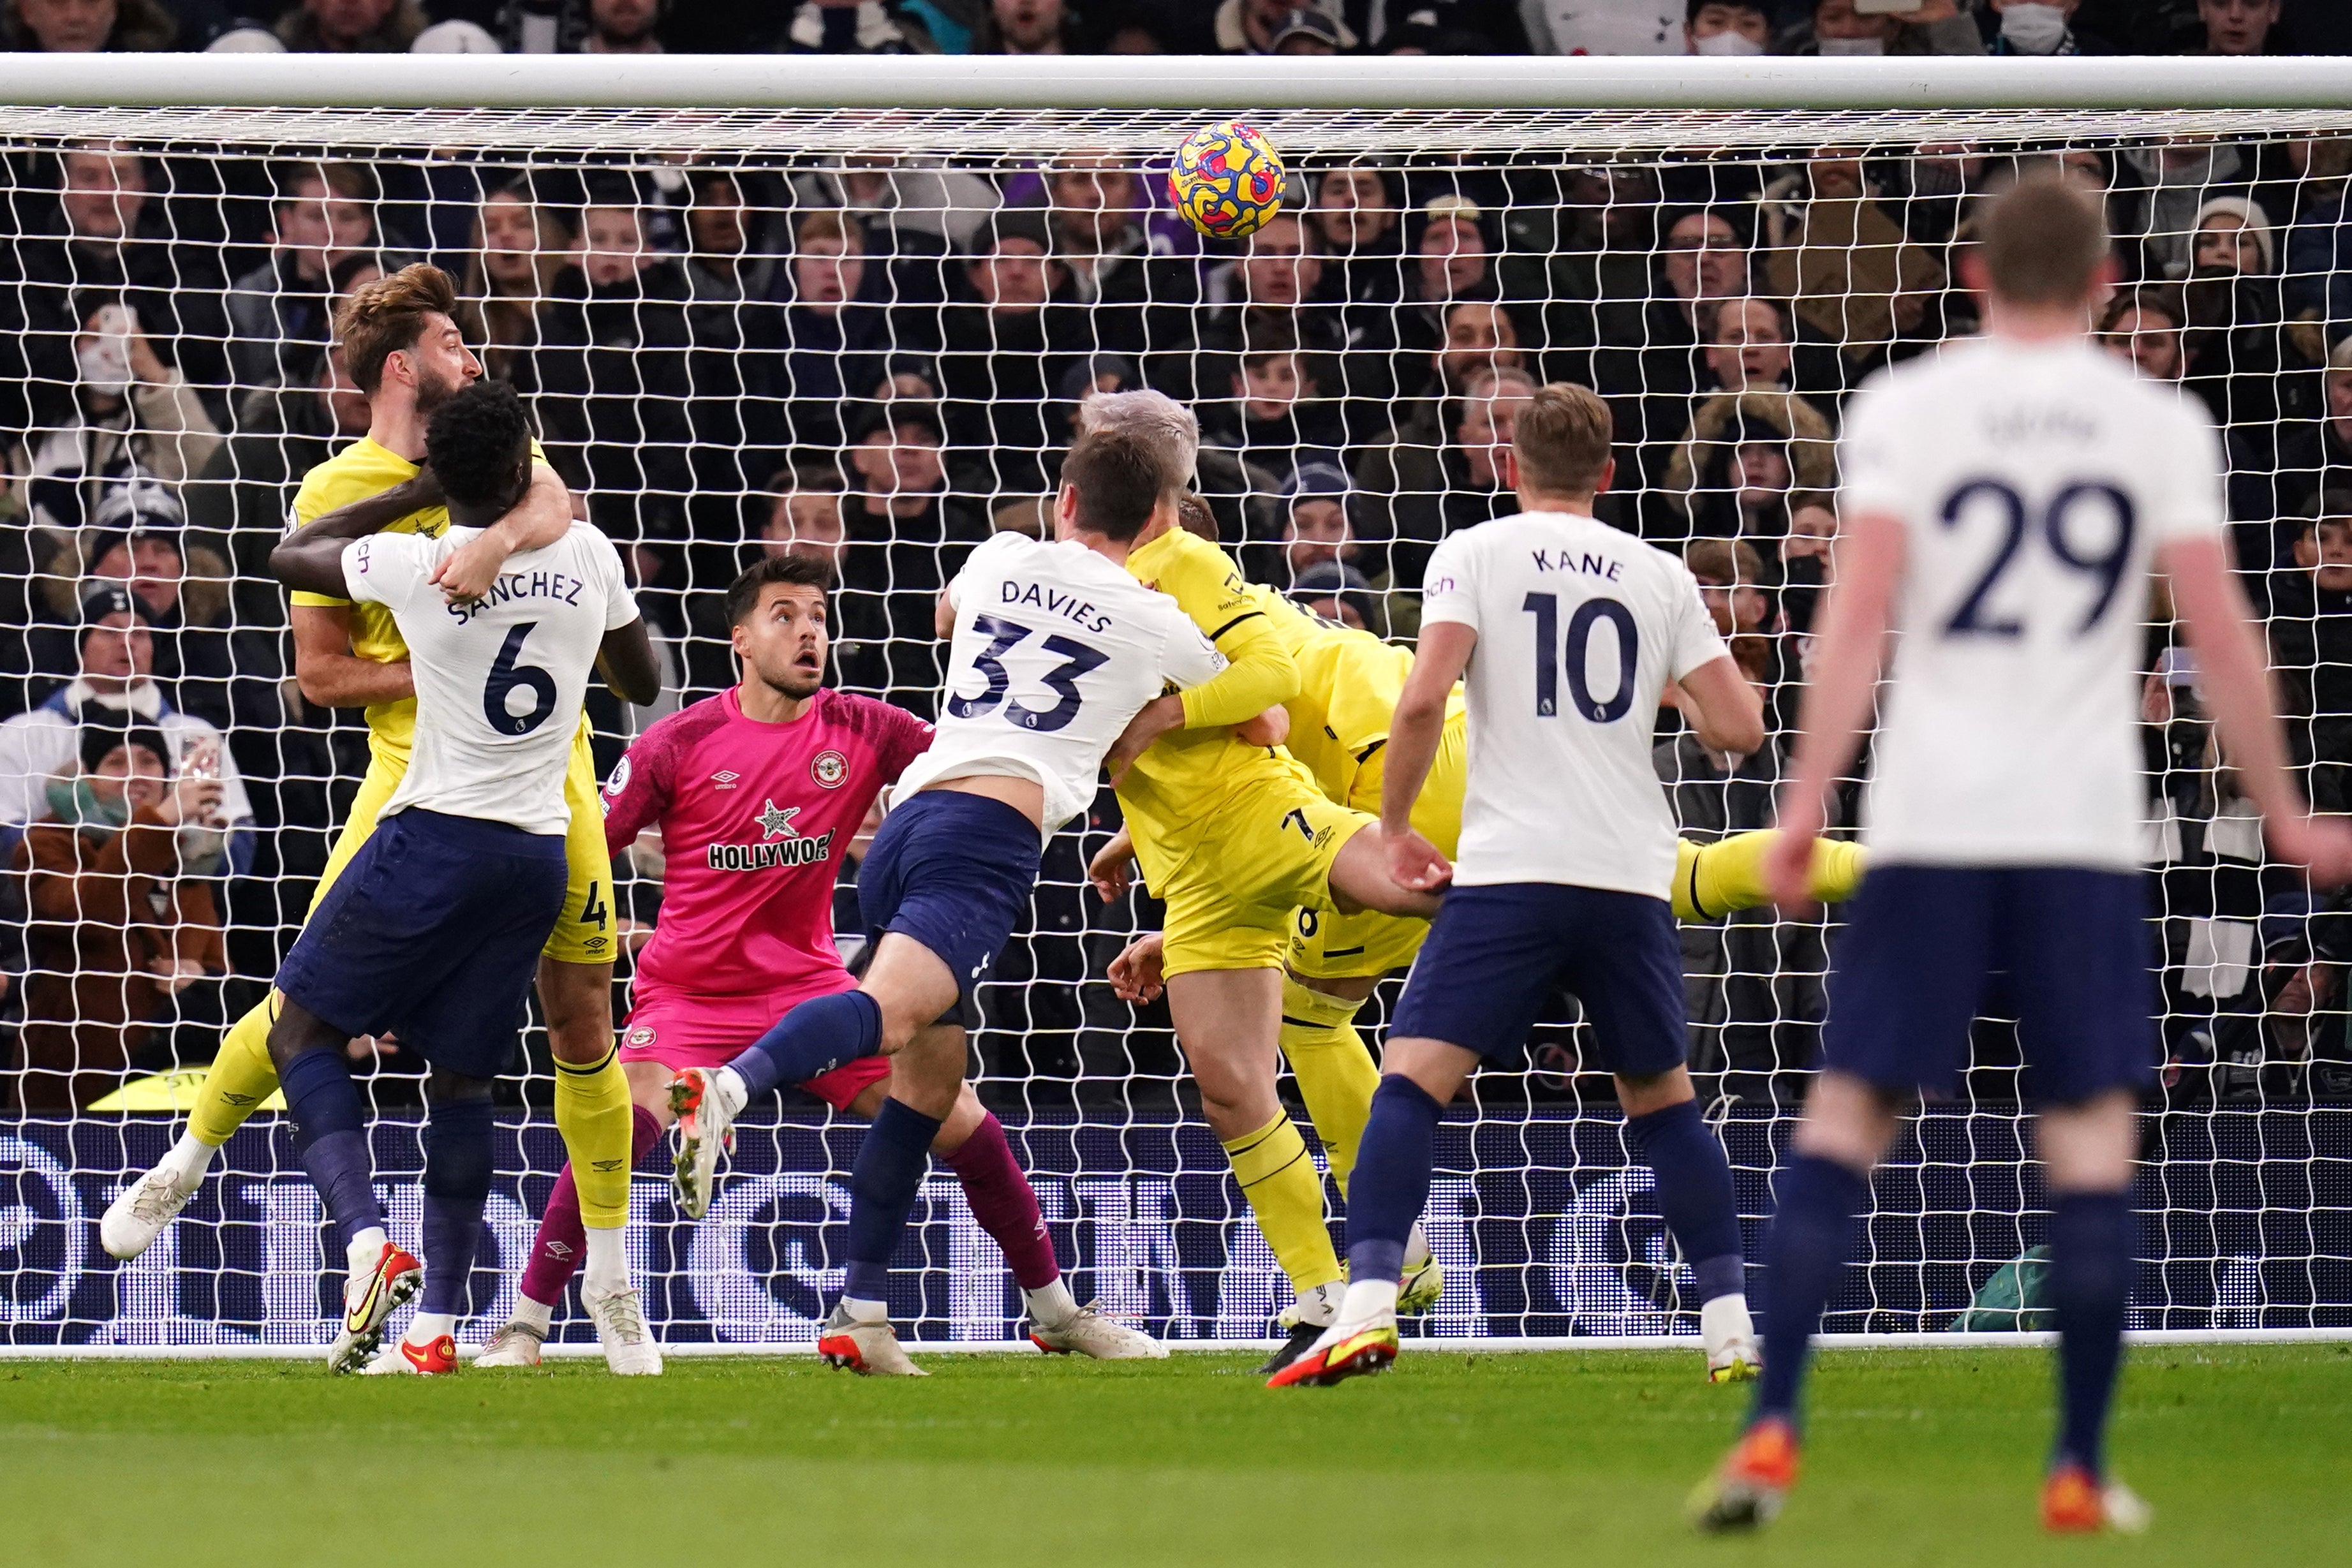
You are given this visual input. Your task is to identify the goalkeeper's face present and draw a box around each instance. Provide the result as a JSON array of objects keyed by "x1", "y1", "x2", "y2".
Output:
[{"x1": 736, "y1": 584, "x2": 830, "y2": 701}]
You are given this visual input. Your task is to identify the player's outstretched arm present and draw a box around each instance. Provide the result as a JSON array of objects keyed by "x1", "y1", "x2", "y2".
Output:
[
  {"x1": 270, "y1": 473, "x2": 443, "y2": 596},
  {"x1": 2164, "y1": 533, "x2": 2352, "y2": 884},
  {"x1": 1768, "y1": 508, "x2": 1906, "y2": 906},
  {"x1": 431, "y1": 461, "x2": 577, "y2": 602},
  {"x1": 1380, "y1": 621, "x2": 1474, "y2": 891},
  {"x1": 596, "y1": 618, "x2": 662, "y2": 708}
]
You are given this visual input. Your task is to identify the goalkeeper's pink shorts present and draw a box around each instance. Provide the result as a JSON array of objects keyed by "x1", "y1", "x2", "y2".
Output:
[{"x1": 618, "y1": 979, "x2": 891, "y2": 1112}]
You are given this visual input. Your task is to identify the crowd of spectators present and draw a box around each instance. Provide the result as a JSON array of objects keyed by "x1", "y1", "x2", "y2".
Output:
[
  {"x1": 3, "y1": 6, "x2": 2352, "y2": 1108},
  {"x1": 0, "y1": 1, "x2": 2341, "y2": 61}
]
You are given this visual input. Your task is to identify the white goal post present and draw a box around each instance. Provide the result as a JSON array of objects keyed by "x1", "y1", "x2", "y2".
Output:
[{"x1": 0, "y1": 55, "x2": 2348, "y2": 1355}]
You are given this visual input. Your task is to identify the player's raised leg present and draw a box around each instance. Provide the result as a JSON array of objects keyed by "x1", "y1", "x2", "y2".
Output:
[
  {"x1": 100, "y1": 997, "x2": 281, "y2": 1260},
  {"x1": 367, "y1": 1070, "x2": 496, "y2": 1375}
]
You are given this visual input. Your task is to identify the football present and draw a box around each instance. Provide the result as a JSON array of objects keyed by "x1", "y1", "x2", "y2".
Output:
[{"x1": 1167, "y1": 120, "x2": 1286, "y2": 240}]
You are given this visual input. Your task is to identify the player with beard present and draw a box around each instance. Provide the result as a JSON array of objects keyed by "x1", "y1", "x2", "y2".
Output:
[
  {"x1": 475, "y1": 554, "x2": 1160, "y2": 1364},
  {"x1": 101, "y1": 267, "x2": 651, "y2": 1372}
]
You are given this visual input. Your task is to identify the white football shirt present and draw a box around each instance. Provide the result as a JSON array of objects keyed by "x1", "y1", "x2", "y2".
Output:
[
  {"x1": 343, "y1": 522, "x2": 638, "y2": 836},
  {"x1": 897, "y1": 531, "x2": 1227, "y2": 838},
  {"x1": 1422, "y1": 509, "x2": 1729, "y2": 894},
  {"x1": 1840, "y1": 337, "x2": 2226, "y2": 869}
]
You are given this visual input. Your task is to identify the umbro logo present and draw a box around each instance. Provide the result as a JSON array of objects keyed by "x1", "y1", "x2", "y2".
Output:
[
  {"x1": 591, "y1": 1159, "x2": 625, "y2": 1172},
  {"x1": 712, "y1": 770, "x2": 740, "y2": 789}
]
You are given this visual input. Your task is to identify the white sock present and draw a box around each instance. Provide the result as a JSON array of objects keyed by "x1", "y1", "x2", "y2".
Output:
[
  {"x1": 712, "y1": 1067, "x2": 750, "y2": 1118},
  {"x1": 1295, "y1": 1280, "x2": 1343, "y2": 1329},
  {"x1": 1340, "y1": 1278, "x2": 1400, "y2": 1324},
  {"x1": 1404, "y1": 1220, "x2": 1433, "y2": 1271},
  {"x1": 841, "y1": 1295, "x2": 888, "y2": 1324},
  {"x1": 583, "y1": 1225, "x2": 628, "y2": 1294},
  {"x1": 510, "y1": 1296, "x2": 553, "y2": 1334},
  {"x1": 1022, "y1": 1278, "x2": 1079, "y2": 1329},
  {"x1": 161, "y1": 1132, "x2": 216, "y2": 1188},
  {"x1": 1701, "y1": 1292, "x2": 1755, "y2": 1350},
  {"x1": 346, "y1": 1226, "x2": 388, "y2": 1277},
  {"x1": 406, "y1": 1310, "x2": 457, "y2": 1345}
]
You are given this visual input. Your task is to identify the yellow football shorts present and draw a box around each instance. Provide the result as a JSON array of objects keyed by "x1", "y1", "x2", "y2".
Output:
[
  {"x1": 1286, "y1": 709, "x2": 1468, "y2": 983},
  {"x1": 1158, "y1": 778, "x2": 1374, "y2": 979},
  {"x1": 311, "y1": 719, "x2": 616, "y2": 966}
]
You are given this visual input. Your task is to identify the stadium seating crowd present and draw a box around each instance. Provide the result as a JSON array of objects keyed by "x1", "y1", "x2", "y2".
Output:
[{"x1": 1, "y1": 0, "x2": 2350, "y2": 1114}]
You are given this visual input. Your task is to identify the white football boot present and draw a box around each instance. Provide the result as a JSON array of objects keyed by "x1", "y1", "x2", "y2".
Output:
[
  {"x1": 100, "y1": 1167, "x2": 196, "y2": 1261},
  {"x1": 1027, "y1": 1299, "x2": 1169, "y2": 1359},
  {"x1": 584, "y1": 1282, "x2": 663, "y2": 1376}
]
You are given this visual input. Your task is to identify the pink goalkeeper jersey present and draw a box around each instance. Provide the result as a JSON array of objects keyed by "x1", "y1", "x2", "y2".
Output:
[{"x1": 602, "y1": 687, "x2": 935, "y2": 1002}]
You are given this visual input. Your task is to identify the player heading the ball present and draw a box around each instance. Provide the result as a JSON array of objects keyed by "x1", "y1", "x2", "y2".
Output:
[
  {"x1": 1692, "y1": 174, "x2": 2352, "y2": 1535},
  {"x1": 264, "y1": 379, "x2": 660, "y2": 1375},
  {"x1": 667, "y1": 425, "x2": 1255, "y2": 1373}
]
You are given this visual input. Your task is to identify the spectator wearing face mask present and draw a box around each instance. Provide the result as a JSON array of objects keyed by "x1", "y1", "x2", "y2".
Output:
[
  {"x1": 1981, "y1": 0, "x2": 2121, "y2": 54},
  {"x1": 1780, "y1": 0, "x2": 1982, "y2": 56},
  {"x1": 8, "y1": 708, "x2": 230, "y2": 1112},
  {"x1": 1684, "y1": 0, "x2": 1768, "y2": 54}
]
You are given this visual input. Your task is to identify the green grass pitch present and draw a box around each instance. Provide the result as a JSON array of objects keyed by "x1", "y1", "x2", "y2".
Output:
[{"x1": 3, "y1": 1344, "x2": 2345, "y2": 1566}]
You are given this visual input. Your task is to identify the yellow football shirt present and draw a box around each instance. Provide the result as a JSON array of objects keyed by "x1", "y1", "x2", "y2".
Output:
[
  {"x1": 1117, "y1": 526, "x2": 1315, "y2": 885},
  {"x1": 286, "y1": 435, "x2": 545, "y2": 764}
]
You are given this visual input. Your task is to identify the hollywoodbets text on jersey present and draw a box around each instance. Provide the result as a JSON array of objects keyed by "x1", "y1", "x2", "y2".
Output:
[{"x1": 707, "y1": 831, "x2": 836, "y2": 871}]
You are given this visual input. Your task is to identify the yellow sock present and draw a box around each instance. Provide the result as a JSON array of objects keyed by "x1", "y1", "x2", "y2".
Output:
[
  {"x1": 1222, "y1": 1111, "x2": 1343, "y2": 1294},
  {"x1": 1678, "y1": 830, "x2": 1869, "y2": 920},
  {"x1": 188, "y1": 996, "x2": 283, "y2": 1146},
  {"x1": 554, "y1": 1044, "x2": 632, "y2": 1229},
  {"x1": 1278, "y1": 978, "x2": 1380, "y2": 1198},
  {"x1": 1806, "y1": 836, "x2": 1867, "y2": 905}
]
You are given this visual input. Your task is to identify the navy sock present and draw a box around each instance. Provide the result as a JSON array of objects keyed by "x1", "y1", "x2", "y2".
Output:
[
  {"x1": 841, "y1": 1097, "x2": 945, "y2": 1306},
  {"x1": 1755, "y1": 1153, "x2": 1870, "y2": 1425},
  {"x1": 2049, "y1": 1192, "x2": 2135, "y2": 1478},
  {"x1": 1344, "y1": 1076, "x2": 1443, "y2": 1291},
  {"x1": 420, "y1": 1097, "x2": 496, "y2": 1317},
  {"x1": 731, "y1": 989, "x2": 884, "y2": 1100},
  {"x1": 281, "y1": 1047, "x2": 381, "y2": 1250},
  {"x1": 1625, "y1": 1100, "x2": 1747, "y2": 1304}
]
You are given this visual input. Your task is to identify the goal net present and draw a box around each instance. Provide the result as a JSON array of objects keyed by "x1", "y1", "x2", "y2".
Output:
[{"x1": 3, "y1": 59, "x2": 2349, "y2": 1350}]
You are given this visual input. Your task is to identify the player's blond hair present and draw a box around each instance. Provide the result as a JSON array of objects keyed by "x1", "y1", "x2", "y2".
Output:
[{"x1": 1078, "y1": 388, "x2": 1199, "y2": 499}]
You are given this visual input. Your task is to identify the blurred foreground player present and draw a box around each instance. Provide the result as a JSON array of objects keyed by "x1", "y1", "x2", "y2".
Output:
[
  {"x1": 263, "y1": 381, "x2": 660, "y2": 1375},
  {"x1": 1270, "y1": 382, "x2": 1768, "y2": 1389},
  {"x1": 1691, "y1": 175, "x2": 2352, "y2": 1534},
  {"x1": 667, "y1": 427, "x2": 1266, "y2": 1372},
  {"x1": 475, "y1": 555, "x2": 1157, "y2": 1366}
]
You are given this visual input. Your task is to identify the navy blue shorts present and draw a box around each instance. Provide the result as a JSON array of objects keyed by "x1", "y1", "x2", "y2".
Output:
[
  {"x1": 1824, "y1": 864, "x2": 2157, "y2": 1106},
  {"x1": 1391, "y1": 883, "x2": 1688, "y2": 1077},
  {"x1": 857, "y1": 789, "x2": 1040, "y2": 1022},
  {"x1": 276, "y1": 809, "x2": 568, "y2": 1081}
]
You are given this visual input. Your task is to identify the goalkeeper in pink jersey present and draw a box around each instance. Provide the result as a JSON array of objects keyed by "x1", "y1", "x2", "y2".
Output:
[{"x1": 474, "y1": 553, "x2": 1158, "y2": 1365}]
